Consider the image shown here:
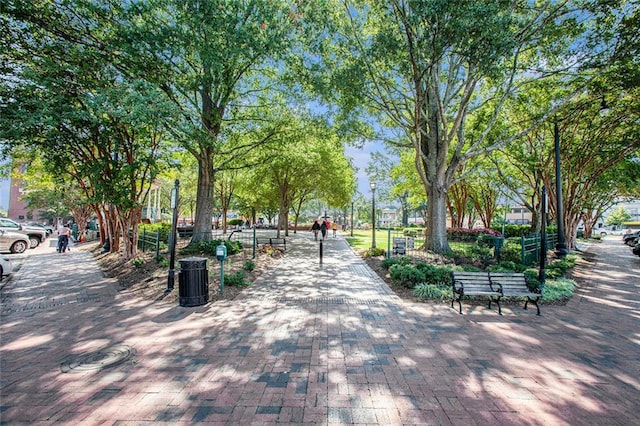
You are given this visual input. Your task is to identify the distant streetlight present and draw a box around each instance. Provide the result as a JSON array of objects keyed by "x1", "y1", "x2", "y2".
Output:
[{"x1": 370, "y1": 182, "x2": 376, "y2": 248}]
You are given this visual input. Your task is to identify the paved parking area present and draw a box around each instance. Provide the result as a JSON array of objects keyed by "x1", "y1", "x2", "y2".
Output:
[{"x1": 1, "y1": 234, "x2": 638, "y2": 424}]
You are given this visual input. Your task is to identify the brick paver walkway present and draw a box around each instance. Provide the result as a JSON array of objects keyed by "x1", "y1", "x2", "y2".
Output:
[{"x1": 1, "y1": 233, "x2": 638, "y2": 424}]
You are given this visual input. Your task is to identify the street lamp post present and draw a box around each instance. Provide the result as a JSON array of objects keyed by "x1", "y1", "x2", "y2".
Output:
[
  {"x1": 554, "y1": 121, "x2": 568, "y2": 258},
  {"x1": 370, "y1": 182, "x2": 376, "y2": 248},
  {"x1": 350, "y1": 202, "x2": 354, "y2": 237}
]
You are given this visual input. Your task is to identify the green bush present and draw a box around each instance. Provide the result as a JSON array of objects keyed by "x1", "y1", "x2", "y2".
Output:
[
  {"x1": 243, "y1": 261, "x2": 255, "y2": 271},
  {"x1": 139, "y1": 222, "x2": 173, "y2": 243},
  {"x1": 499, "y1": 238, "x2": 522, "y2": 263},
  {"x1": 180, "y1": 239, "x2": 243, "y2": 256},
  {"x1": 413, "y1": 283, "x2": 451, "y2": 301},
  {"x1": 132, "y1": 258, "x2": 144, "y2": 268},
  {"x1": 365, "y1": 247, "x2": 386, "y2": 257},
  {"x1": 476, "y1": 234, "x2": 497, "y2": 248},
  {"x1": 414, "y1": 262, "x2": 453, "y2": 286},
  {"x1": 156, "y1": 258, "x2": 169, "y2": 267},
  {"x1": 492, "y1": 224, "x2": 533, "y2": 238},
  {"x1": 403, "y1": 229, "x2": 418, "y2": 237},
  {"x1": 224, "y1": 270, "x2": 250, "y2": 287},
  {"x1": 523, "y1": 269, "x2": 542, "y2": 290},
  {"x1": 542, "y1": 278, "x2": 576, "y2": 301},
  {"x1": 228, "y1": 219, "x2": 244, "y2": 226},
  {"x1": 380, "y1": 258, "x2": 400, "y2": 270},
  {"x1": 458, "y1": 245, "x2": 492, "y2": 265},
  {"x1": 389, "y1": 264, "x2": 425, "y2": 289},
  {"x1": 486, "y1": 261, "x2": 525, "y2": 273}
]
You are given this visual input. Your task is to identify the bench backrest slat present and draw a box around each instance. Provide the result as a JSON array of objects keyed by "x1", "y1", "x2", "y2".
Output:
[{"x1": 452, "y1": 272, "x2": 491, "y2": 283}]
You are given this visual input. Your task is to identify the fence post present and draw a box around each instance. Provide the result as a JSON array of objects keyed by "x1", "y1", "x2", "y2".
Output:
[
  {"x1": 252, "y1": 227, "x2": 256, "y2": 259},
  {"x1": 521, "y1": 235, "x2": 525, "y2": 266},
  {"x1": 387, "y1": 228, "x2": 391, "y2": 259},
  {"x1": 156, "y1": 229, "x2": 161, "y2": 259}
]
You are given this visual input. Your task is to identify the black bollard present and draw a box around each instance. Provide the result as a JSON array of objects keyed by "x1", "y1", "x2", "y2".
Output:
[{"x1": 319, "y1": 240, "x2": 323, "y2": 265}]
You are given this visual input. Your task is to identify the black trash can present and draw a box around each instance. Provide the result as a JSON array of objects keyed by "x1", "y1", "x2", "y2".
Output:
[{"x1": 178, "y1": 257, "x2": 209, "y2": 307}]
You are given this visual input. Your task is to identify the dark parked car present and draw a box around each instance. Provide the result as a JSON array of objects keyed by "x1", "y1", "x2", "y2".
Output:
[{"x1": 623, "y1": 231, "x2": 639, "y2": 247}]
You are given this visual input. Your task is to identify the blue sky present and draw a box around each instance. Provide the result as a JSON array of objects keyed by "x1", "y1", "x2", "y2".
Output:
[
  {"x1": 0, "y1": 178, "x2": 10, "y2": 210},
  {"x1": 345, "y1": 141, "x2": 382, "y2": 196}
]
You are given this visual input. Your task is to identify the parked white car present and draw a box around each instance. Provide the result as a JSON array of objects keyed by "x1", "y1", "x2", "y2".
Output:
[
  {"x1": 0, "y1": 256, "x2": 13, "y2": 277},
  {"x1": 0, "y1": 229, "x2": 30, "y2": 254},
  {"x1": 594, "y1": 226, "x2": 624, "y2": 236},
  {"x1": 0, "y1": 218, "x2": 47, "y2": 248}
]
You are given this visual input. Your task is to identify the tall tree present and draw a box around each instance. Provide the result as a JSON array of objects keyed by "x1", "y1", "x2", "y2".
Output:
[
  {"x1": 311, "y1": 0, "x2": 600, "y2": 253},
  {"x1": 117, "y1": 0, "x2": 326, "y2": 242}
]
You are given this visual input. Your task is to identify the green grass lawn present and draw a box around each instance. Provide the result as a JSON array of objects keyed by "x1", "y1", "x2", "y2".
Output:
[{"x1": 344, "y1": 229, "x2": 399, "y2": 251}]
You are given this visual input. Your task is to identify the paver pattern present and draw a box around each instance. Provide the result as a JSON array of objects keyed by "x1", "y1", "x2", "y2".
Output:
[{"x1": 1, "y1": 233, "x2": 638, "y2": 425}]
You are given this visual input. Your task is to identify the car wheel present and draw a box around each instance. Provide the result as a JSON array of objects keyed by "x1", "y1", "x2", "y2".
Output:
[
  {"x1": 11, "y1": 240, "x2": 28, "y2": 254},
  {"x1": 29, "y1": 236, "x2": 40, "y2": 248}
]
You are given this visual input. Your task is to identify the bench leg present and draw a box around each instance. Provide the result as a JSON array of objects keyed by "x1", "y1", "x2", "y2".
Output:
[
  {"x1": 487, "y1": 297, "x2": 502, "y2": 315},
  {"x1": 525, "y1": 297, "x2": 541, "y2": 315},
  {"x1": 451, "y1": 291, "x2": 463, "y2": 314}
]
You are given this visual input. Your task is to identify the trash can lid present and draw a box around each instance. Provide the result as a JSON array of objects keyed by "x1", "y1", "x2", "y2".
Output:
[{"x1": 179, "y1": 256, "x2": 207, "y2": 262}]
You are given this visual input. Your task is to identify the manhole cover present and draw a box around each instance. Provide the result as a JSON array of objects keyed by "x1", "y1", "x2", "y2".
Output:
[{"x1": 61, "y1": 344, "x2": 135, "y2": 373}]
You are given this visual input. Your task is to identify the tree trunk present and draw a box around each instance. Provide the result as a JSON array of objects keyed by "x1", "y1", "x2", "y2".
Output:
[
  {"x1": 425, "y1": 185, "x2": 450, "y2": 253},
  {"x1": 192, "y1": 149, "x2": 215, "y2": 242}
]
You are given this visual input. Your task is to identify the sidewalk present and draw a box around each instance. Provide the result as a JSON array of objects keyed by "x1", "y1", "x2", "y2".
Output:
[{"x1": 1, "y1": 232, "x2": 638, "y2": 424}]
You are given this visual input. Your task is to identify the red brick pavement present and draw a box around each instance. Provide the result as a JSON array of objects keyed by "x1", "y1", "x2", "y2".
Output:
[{"x1": 0, "y1": 234, "x2": 638, "y2": 425}]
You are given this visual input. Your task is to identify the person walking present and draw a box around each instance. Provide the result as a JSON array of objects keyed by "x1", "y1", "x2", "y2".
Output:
[
  {"x1": 332, "y1": 222, "x2": 338, "y2": 238},
  {"x1": 320, "y1": 220, "x2": 327, "y2": 240},
  {"x1": 57, "y1": 223, "x2": 72, "y2": 253},
  {"x1": 311, "y1": 220, "x2": 320, "y2": 241}
]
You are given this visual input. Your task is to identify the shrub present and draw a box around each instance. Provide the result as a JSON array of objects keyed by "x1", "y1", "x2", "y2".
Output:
[
  {"x1": 380, "y1": 258, "x2": 400, "y2": 270},
  {"x1": 414, "y1": 262, "x2": 453, "y2": 286},
  {"x1": 524, "y1": 269, "x2": 542, "y2": 290},
  {"x1": 364, "y1": 247, "x2": 386, "y2": 257},
  {"x1": 413, "y1": 283, "x2": 451, "y2": 301},
  {"x1": 492, "y1": 224, "x2": 533, "y2": 238},
  {"x1": 139, "y1": 222, "x2": 173, "y2": 243},
  {"x1": 403, "y1": 229, "x2": 418, "y2": 237},
  {"x1": 243, "y1": 261, "x2": 255, "y2": 272},
  {"x1": 499, "y1": 238, "x2": 522, "y2": 264},
  {"x1": 156, "y1": 258, "x2": 169, "y2": 267},
  {"x1": 389, "y1": 264, "x2": 425, "y2": 289},
  {"x1": 224, "y1": 270, "x2": 250, "y2": 287},
  {"x1": 476, "y1": 234, "x2": 496, "y2": 248},
  {"x1": 459, "y1": 245, "x2": 492, "y2": 265},
  {"x1": 542, "y1": 278, "x2": 576, "y2": 301},
  {"x1": 228, "y1": 219, "x2": 244, "y2": 226},
  {"x1": 132, "y1": 258, "x2": 144, "y2": 268},
  {"x1": 180, "y1": 239, "x2": 243, "y2": 256},
  {"x1": 486, "y1": 261, "x2": 525, "y2": 273}
]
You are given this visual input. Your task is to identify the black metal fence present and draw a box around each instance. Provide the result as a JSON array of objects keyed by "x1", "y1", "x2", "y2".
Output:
[
  {"x1": 384, "y1": 228, "x2": 560, "y2": 266},
  {"x1": 136, "y1": 226, "x2": 289, "y2": 259}
]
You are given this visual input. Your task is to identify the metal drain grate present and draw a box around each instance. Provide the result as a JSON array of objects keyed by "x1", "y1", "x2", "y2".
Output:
[{"x1": 61, "y1": 344, "x2": 136, "y2": 373}]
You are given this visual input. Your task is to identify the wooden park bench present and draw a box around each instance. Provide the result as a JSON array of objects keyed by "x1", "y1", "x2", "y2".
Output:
[
  {"x1": 451, "y1": 271, "x2": 502, "y2": 315},
  {"x1": 489, "y1": 272, "x2": 543, "y2": 315},
  {"x1": 269, "y1": 238, "x2": 286, "y2": 251},
  {"x1": 256, "y1": 237, "x2": 287, "y2": 251}
]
